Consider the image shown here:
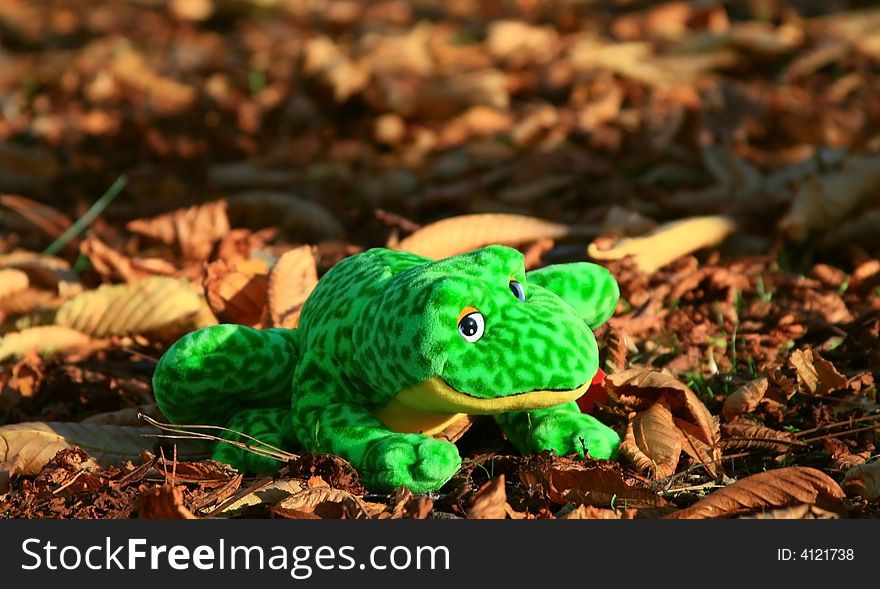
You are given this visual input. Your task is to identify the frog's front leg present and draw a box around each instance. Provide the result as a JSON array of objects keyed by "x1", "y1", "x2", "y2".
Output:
[
  {"x1": 495, "y1": 402, "x2": 620, "y2": 460},
  {"x1": 292, "y1": 387, "x2": 461, "y2": 493}
]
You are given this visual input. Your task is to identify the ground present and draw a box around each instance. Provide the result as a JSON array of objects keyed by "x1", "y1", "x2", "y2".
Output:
[{"x1": 1, "y1": 0, "x2": 879, "y2": 519}]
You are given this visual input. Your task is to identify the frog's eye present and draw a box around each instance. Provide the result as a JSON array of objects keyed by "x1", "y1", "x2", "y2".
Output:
[
  {"x1": 457, "y1": 307, "x2": 485, "y2": 343},
  {"x1": 509, "y1": 280, "x2": 525, "y2": 302}
]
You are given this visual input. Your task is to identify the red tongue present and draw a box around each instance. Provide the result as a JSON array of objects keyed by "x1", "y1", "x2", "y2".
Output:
[{"x1": 576, "y1": 368, "x2": 607, "y2": 414}]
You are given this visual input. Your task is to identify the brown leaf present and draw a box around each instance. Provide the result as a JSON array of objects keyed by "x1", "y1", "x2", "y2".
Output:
[
  {"x1": 204, "y1": 258, "x2": 270, "y2": 327},
  {"x1": 274, "y1": 486, "x2": 370, "y2": 519},
  {"x1": 126, "y1": 200, "x2": 230, "y2": 261},
  {"x1": 559, "y1": 504, "x2": 637, "y2": 519},
  {"x1": 621, "y1": 399, "x2": 682, "y2": 479},
  {"x1": 606, "y1": 368, "x2": 720, "y2": 448},
  {"x1": 720, "y1": 423, "x2": 798, "y2": 453},
  {"x1": 789, "y1": 348, "x2": 847, "y2": 396},
  {"x1": 841, "y1": 461, "x2": 880, "y2": 500},
  {"x1": 665, "y1": 467, "x2": 847, "y2": 519},
  {"x1": 546, "y1": 459, "x2": 667, "y2": 509},
  {"x1": 0, "y1": 268, "x2": 29, "y2": 299},
  {"x1": 395, "y1": 213, "x2": 572, "y2": 259},
  {"x1": 722, "y1": 377, "x2": 769, "y2": 420},
  {"x1": 81, "y1": 236, "x2": 178, "y2": 282},
  {"x1": 56, "y1": 275, "x2": 215, "y2": 339},
  {"x1": 268, "y1": 246, "x2": 318, "y2": 329},
  {"x1": 467, "y1": 475, "x2": 507, "y2": 519},
  {"x1": 138, "y1": 484, "x2": 198, "y2": 519}
]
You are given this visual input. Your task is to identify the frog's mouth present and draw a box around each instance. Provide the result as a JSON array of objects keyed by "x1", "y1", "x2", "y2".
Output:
[{"x1": 376, "y1": 376, "x2": 589, "y2": 436}]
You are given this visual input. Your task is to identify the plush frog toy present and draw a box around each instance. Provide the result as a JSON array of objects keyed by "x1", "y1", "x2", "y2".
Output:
[{"x1": 152, "y1": 245, "x2": 621, "y2": 493}]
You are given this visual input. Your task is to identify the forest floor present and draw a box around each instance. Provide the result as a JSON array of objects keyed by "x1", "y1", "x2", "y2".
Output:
[{"x1": 1, "y1": 0, "x2": 879, "y2": 519}]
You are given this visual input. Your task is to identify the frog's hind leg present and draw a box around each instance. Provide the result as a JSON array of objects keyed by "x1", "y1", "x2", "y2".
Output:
[
  {"x1": 212, "y1": 408, "x2": 295, "y2": 474},
  {"x1": 152, "y1": 324, "x2": 299, "y2": 472}
]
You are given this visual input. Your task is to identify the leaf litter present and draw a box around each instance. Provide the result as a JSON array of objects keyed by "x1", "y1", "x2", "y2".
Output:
[{"x1": 1, "y1": 0, "x2": 880, "y2": 519}]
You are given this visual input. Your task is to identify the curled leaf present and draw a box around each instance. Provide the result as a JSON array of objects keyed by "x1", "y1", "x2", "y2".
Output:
[
  {"x1": 789, "y1": 348, "x2": 847, "y2": 395},
  {"x1": 204, "y1": 258, "x2": 270, "y2": 327},
  {"x1": 842, "y1": 461, "x2": 880, "y2": 500},
  {"x1": 126, "y1": 200, "x2": 230, "y2": 261},
  {"x1": 588, "y1": 215, "x2": 737, "y2": 273},
  {"x1": 620, "y1": 399, "x2": 681, "y2": 479}
]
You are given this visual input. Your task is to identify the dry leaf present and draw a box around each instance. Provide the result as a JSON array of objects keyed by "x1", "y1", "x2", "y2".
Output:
[
  {"x1": 138, "y1": 484, "x2": 198, "y2": 519},
  {"x1": 789, "y1": 348, "x2": 847, "y2": 395},
  {"x1": 559, "y1": 504, "x2": 636, "y2": 519},
  {"x1": 268, "y1": 246, "x2": 318, "y2": 329},
  {"x1": 665, "y1": 467, "x2": 846, "y2": 519},
  {"x1": 722, "y1": 377, "x2": 769, "y2": 419},
  {"x1": 275, "y1": 486, "x2": 370, "y2": 519},
  {"x1": 204, "y1": 258, "x2": 270, "y2": 327},
  {"x1": 81, "y1": 236, "x2": 178, "y2": 282},
  {"x1": 56, "y1": 275, "x2": 215, "y2": 339},
  {"x1": 0, "y1": 422, "x2": 210, "y2": 475},
  {"x1": 0, "y1": 325, "x2": 100, "y2": 361},
  {"x1": 467, "y1": 475, "x2": 508, "y2": 519},
  {"x1": 720, "y1": 423, "x2": 797, "y2": 453},
  {"x1": 779, "y1": 153, "x2": 880, "y2": 241},
  {"x1": 588, "y1": 215, "x2": 737, "y2": 273},
  {"x1": 621, "y1": 399, "x2": 682, "y2": 479},
  {"x1": 212, "y1": 478, "x2": 306, "y2": 516},
  {"x1": 841, "y1": 461, "x2": 880, "y2": 500},
  {"x1": 126, "y1": 200, "x2": 230, "y2": 261},
  {"x1": 545, "y1": 459, "x2": 667, "y2": 508},
  {"x1": 395, "y1": 214, "x2": 571, "y2": 259},
  {"x1": 606, "y1": 368, "x2": 720, "y2": 448},
  {"x1": 0, "y1": 268, "x2": 29, "y2": 299}
]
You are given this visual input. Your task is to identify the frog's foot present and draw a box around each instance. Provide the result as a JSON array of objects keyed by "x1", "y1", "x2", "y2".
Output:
[
  {"x1": 361, "y1": 434, "x2": 461, "y2": 494},
  {"x1": 530, "y1": 412, "x2": 620, "y2": 460}
]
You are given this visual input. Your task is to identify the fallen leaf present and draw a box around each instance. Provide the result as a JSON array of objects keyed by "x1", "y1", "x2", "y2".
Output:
[
  {"x1": 126, "y1": 200, "x2": 230, "y2": 261},
  {"x1": 558, "y1": 504, "x2": 637, "y2": 519},
  {"x1": 0, "y1": 194, "x2": 71, "y2": 240},
  {"x1": 588, "y1": 215, "x2": 737, "y2": 273},
  {"x1": 545, "y1": 458, "x2": 667, "y2": 508},
  {"x1": 722, "y1": 377, "x2": 769, "y2": 419},
  {"x1": 0, "y1": 268, "x2": 30, "y2": 299},
  {"x1": 467, "y1": 475, "x2": 507, "y2": 519},
  {"x1": 226, "y1": 191, "x2": 344, "y2": 242},
  {"x1": 274, "y1": 486, "x2": 370, "y2": 519},
  {"x1": 620, "y1": 399, "x2": 682, "y2": 479},
  {"x1": 211, "y1": 478, "x2": 306, "y2": 516},
  {"x1": 841, "y1": 461, "x2": 880, "y2": 500},
  {"x1": 268, "y1": 246, "x2": 318, "y2": 329},
  {"x1": 81, "y1": 236, "x2": 178, "y2": 282},
  {"x1": 395, "y1": 213, "x2": 572, "y2": 259},
  {"x1": 665, "y1": 467, "x2": 847, "y2": 519},
  {"x1": 789, "y1": 348, "x2": 847, "y2": 395},
  {"x1": 138, "y1": 484, "x2": 198, "y2": 519},
  {"x1": 0, "y1": 421, "x2": 210, "y2": 475},
  {"x1": 56, "y1": 275, "x2": 216, "y2": 339},
  {"x1": 0, "y1": 325, "x2": 100, "y2": 361},
  {"x1": 720, "y1": 423, "x2": 798, "y2": 453},
  {"x1": 204, "y1": 258, "x2": 270, "y2": 327}
]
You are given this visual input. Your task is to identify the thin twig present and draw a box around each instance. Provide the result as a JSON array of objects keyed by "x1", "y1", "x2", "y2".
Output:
[{"x1": 138, "y1": 413, "x2": 297, "y2": 463}]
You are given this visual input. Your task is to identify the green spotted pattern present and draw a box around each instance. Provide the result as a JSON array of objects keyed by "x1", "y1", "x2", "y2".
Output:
[{"x1": 152, "y1": 245, "x2": 621, "y2": 493}]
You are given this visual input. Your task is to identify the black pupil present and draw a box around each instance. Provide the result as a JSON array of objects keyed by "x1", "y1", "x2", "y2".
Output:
[
  {"x1": 460, "y1": 315, "x2": 478, "y2": 336},
  {"x1": 509, "y1": 281, "x2": 522, "y2": 299}
]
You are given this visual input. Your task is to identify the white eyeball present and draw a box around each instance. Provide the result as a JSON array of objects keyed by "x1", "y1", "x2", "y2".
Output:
[{"x1": 458, "y1": 311, "x2": 485, "y2": 343}]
